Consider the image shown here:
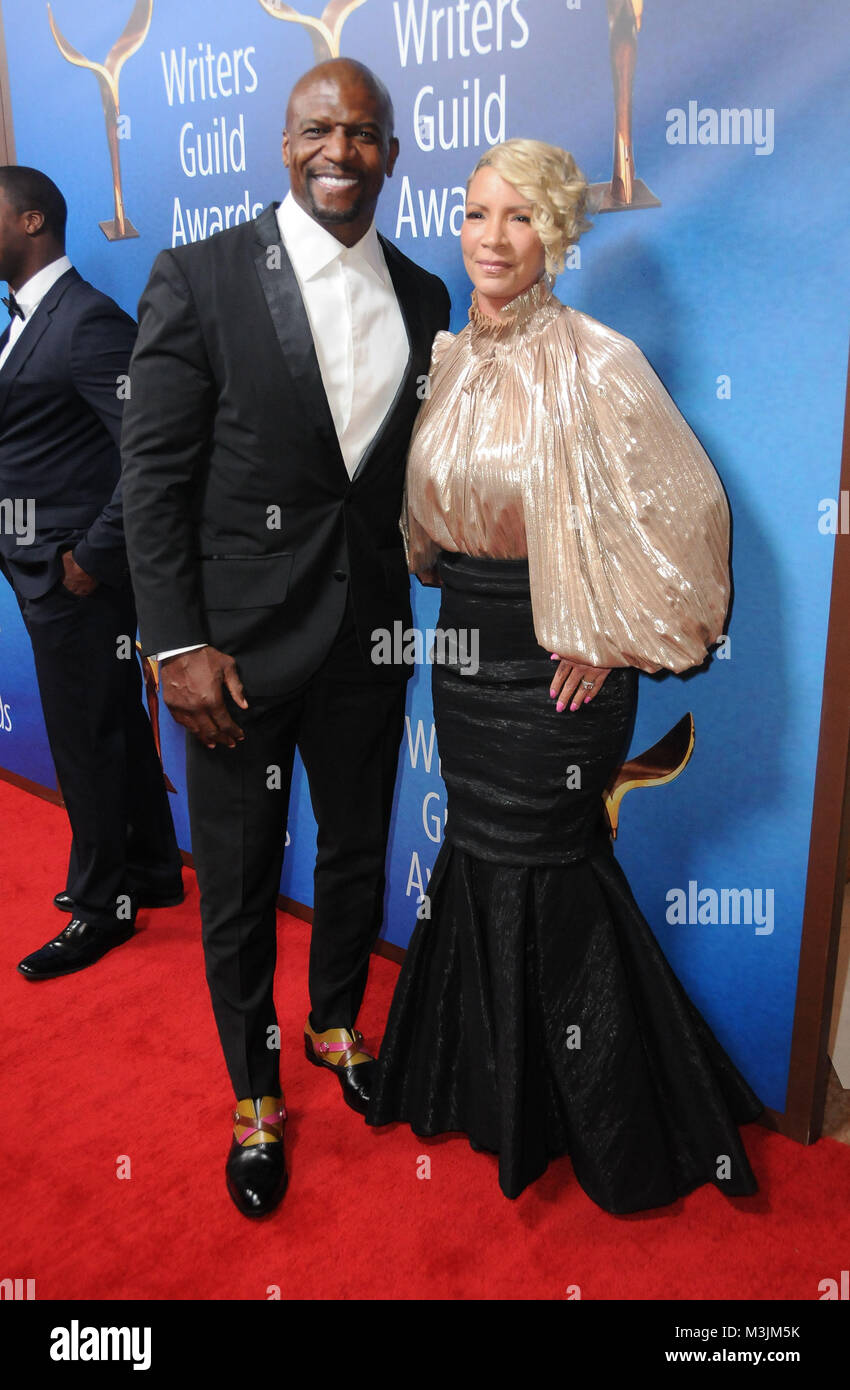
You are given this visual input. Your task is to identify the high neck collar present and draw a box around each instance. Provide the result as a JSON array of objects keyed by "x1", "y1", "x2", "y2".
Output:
[{"x1": 468, "y1": 274, "x2": 554, "y2": 338}]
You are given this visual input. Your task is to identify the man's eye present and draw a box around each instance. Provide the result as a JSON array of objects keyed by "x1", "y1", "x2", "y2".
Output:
[{"x1": 356, "y1": 130, "x2": 377, "y2": 141}]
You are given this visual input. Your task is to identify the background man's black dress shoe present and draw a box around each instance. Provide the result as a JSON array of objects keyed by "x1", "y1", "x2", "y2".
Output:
[
  {"x1": 53, "y1": 879, "x2": 184, "y2": 913},
  {"x1": 17, "y1": 918, "x2": 135, "y2": 980},
  {"x1": 225, "y1": 1098, "x2": 288, "y2": 1218},
  {"x1": 304, "y1": 1023, "x2": 375, "y2": 1115}
]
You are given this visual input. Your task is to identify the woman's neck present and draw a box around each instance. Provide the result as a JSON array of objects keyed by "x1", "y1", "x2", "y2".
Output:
[
  {"x1": 473, "y1": 274, "x2": 544, "y2": 320},
  {"x1": 469, "y1": 275, "x2": 553, "y2": 336}
]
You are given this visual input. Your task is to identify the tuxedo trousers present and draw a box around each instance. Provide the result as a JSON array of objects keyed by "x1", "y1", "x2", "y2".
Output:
[
  {"x1": 186, "y1": 605, "x2": 406, "y2": 1098},
  {"x1": 9, "y1": 573, "x2": 182, "y2": 926}
]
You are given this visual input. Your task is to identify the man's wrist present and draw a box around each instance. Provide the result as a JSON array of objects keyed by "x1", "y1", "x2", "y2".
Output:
[{"x1": 156, "y1": 643, "x2": 208, "y2": 663}]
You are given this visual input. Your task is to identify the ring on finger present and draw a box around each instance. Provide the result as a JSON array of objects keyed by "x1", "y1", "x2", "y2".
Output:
[{"x1": 580, "y1": 679, "x2": 595, "y2": 690}]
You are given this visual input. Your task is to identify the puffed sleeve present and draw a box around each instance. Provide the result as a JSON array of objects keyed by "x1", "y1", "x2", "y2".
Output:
[
  {"x1": 521, "y1": 310, "x2": 730, "y2": 673},
  {"x1": 401, "y1": 330, "x2": 457, "y2": 582}
]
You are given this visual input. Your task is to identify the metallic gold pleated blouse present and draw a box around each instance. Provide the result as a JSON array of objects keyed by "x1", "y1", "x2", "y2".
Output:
[{"x1": 403, "y1": 276, "x2": 731, "y2": 674}]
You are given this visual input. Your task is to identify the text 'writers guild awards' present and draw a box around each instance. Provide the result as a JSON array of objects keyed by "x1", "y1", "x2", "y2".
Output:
[{"x1": 47, "y1": 0, "x2": 154, "y2": 241}]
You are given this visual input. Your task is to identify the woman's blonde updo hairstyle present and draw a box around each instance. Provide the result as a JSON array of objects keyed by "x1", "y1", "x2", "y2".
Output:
[{"x1": 468, "y1": 139, "x2": 592, "y2": 277}]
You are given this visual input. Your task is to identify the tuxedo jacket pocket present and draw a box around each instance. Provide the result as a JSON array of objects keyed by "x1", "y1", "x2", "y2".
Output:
[{"x1": 200, "y1": 552, "x2": 293, "y2": 610}]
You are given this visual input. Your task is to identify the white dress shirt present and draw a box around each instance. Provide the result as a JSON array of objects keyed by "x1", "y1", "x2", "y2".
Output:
[
  {"x1": 0, "y1": 254, "x2": 73, "y2": 370},
  {"x1": 157, "y1": 194, "x2": 409, "y2": 663},
  {"x1": 276, "y1": 192, "x2": 409, "y2": 477}
]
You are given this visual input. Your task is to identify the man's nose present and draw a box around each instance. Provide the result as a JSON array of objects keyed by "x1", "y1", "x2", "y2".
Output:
[{"x1": 323, "y1": 127, "x2": 354, "y2": 163}]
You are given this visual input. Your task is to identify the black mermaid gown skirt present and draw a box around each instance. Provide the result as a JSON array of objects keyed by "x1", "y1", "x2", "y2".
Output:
[{"x1": 367, "y1": 554, "x2": 763, "y2": 1214}]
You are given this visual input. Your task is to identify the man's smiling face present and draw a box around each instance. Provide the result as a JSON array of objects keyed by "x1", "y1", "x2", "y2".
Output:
[{"x1": 282, "y1": 66, "x2": 398, "y2": 248}]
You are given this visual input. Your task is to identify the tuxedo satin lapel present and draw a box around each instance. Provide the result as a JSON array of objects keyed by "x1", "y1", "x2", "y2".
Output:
[
  {"x1": 0, "y1": 269, "x2": 79, "y2": 427},
  {"x1": 383, "y1": 239, "x2": 427, "y2": 374},
  {"x1": 251, "y1": 203, "x2": 346, "y2": 480},
  {"x1": 349, "y1": 237, "x2": 422, "y2": 484}
]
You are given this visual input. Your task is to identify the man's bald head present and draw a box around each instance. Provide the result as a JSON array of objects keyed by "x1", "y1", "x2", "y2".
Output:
[
  {"x1": 285, "y1": 59, "x2": 395, "y2": 139},
  {"x1": 281, "y1": 57, "x2": 399, "y2": 247}
]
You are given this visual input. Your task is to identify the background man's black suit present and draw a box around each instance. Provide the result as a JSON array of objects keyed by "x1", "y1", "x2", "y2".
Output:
[
  {"x1": 121, "y1": 204, "x2": 450, "y2": 1096},
  {"x1": 0, "y1": 268, "x2": 182, "y2": 927}
]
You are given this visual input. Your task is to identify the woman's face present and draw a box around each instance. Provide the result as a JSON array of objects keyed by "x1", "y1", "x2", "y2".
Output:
[{"x1": 461, "y1": 165, "x2": 546, "y2": 316}]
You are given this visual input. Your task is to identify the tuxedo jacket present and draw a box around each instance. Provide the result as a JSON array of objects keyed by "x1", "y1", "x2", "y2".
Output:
[
  {"x1": 121, "y1": 203, "x2": 451, "y2": 697},
  {"x1": 0, "y1": 268, "x2": 136, "y2": 599}
]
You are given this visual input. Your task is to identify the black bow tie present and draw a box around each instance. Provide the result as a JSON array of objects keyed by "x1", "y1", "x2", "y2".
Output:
[{"x1": 2, "y1": 291, "x2": 24, "y2": 322}]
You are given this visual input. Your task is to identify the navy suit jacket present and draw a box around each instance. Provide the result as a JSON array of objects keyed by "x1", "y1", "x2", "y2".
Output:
[{"x1": 0, "y1": 267, "x2": 137, "y2": 599}]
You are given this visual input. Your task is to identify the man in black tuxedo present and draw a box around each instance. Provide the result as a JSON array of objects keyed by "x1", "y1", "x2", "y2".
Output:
[
  {"x1": 121, "y1": 59, "x2": 450, "y2": 1217},
  {"x1": 0, "y1": 167, "x2": 183, "y2": 980}
]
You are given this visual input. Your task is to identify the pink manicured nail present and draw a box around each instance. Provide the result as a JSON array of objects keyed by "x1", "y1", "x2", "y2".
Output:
[
  {"x1": 550, "y1": 653, "x2": 558, "y2": 660},
  {"x1": 549, "y1": 688, "x2": 557, "y2": 698},
  {"x1": 570, "y1": 701, "x2": 579, "y2": 711},
  {"x1": 556, "y1": 701, "x2": 565, "y2": 712}
]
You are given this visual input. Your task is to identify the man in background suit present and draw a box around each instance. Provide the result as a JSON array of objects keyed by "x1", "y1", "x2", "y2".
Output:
[
  {"x1": 0, "y1": 167, "x2": 183, "y2": 980},
  {"x1": 121, "y1": 59, "x2": 450, "y2": 1217}
]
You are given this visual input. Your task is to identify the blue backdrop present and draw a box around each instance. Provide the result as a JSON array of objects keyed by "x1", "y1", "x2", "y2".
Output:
[{"x1": 1, "y1": 0, "x2": 848, "y2": 1113}]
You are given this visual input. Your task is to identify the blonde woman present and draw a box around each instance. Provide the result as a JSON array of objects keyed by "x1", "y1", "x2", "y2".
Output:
[{"x1": 366, "y1": 140, "x2": 762, "y2": 1213}]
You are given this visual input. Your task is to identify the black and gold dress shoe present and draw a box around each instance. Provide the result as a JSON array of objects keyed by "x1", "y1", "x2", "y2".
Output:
[
  {"x1": 17, "y1": 918, "x2": 135, "y2": 980},
  {"x1": 304, "y1": 1022, "x2": 375, "y2": 1115},
  {"x1": 225, "y1": 1097, "x2": 288, "y2": 1218}
]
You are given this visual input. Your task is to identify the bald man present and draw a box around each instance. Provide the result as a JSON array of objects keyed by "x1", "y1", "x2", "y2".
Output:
[{"x1": 122, "y1": 60, "x2": 450, "y2": 1217}]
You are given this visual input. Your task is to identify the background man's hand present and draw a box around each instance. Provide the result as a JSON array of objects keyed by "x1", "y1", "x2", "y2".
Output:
[
  {"x1": 61, "y1": 550, "x2": 98, "y2": 597},
  {"x1": 159, "y1": 646, "x2": 248, "y2": 749}
]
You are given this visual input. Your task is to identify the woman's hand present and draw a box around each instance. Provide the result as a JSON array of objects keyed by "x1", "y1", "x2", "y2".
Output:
[{"x1": 549, "y1": 655, "x2": 612, "y2": 711}]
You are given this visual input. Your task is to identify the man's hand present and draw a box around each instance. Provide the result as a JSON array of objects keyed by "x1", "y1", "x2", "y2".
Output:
[
  {"x1": 61, "y1": 550, "x2": 98, "y2": 597},
  {"x1": 159, "y1": 646, "x2": 248, "y2": 749}
]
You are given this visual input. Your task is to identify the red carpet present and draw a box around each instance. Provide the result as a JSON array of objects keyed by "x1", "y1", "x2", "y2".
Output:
[{"x1": 1, "y1": 776, "x2": 848, "y2": 1301}]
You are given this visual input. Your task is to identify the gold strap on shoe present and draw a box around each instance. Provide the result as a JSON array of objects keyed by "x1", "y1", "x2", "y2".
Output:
[
  {"x1": 232, "y1": 1096, "x2": 286, "y2": 1147},
  {"x1": 305, "y1": 1023, "x2": 373, "y2": 1068}
]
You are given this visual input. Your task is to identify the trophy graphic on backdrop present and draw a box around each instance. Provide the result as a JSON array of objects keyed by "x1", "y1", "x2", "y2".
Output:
[
  {"x1": 46, "y1": 0, "x2": 153, "y2": 240},
  {"x1": 256, "y1": 0, "x2": 367, "y2": 62},
  {"x1": 590, "y1": 0, "x2": 660, "y2": 213},
  {"x1": 604, "y1": 713, "x2": 695, "y2": 838}
]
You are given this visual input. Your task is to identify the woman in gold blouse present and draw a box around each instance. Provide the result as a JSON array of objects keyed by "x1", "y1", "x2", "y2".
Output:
[{"x1": 366, "y1": 140, "x2": 762, "y2": 1213}]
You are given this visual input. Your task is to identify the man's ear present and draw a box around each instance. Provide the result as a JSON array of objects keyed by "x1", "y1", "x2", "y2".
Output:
[
  {"x1": 385, "y1": 136, "x2": 400, "y2": 178},
  {"x1": 24, "y1": 210, "x2": 45, "y2": 237},
  {"x1": 281, "y1": 131, "x2": 290, "y2": 168}
]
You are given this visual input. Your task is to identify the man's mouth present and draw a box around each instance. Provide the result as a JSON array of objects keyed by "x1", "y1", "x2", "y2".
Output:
[{"x1": 310, "y1": 173, "x2": 361, "y2": 192}]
